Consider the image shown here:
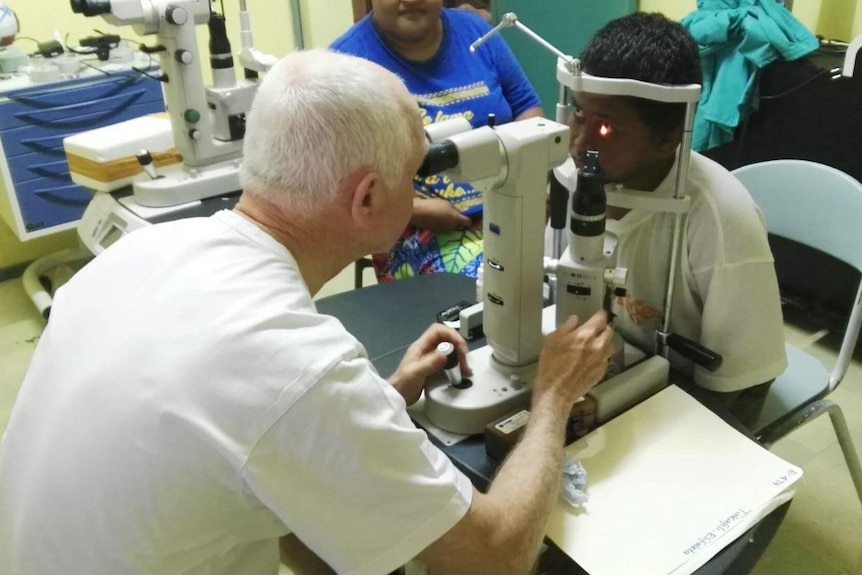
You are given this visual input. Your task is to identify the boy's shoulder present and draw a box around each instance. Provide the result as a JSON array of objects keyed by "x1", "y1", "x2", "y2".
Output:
[
  {"x1": 687, "y1": 152, "x2": 765, "y2": 226},
  {"x1": 688, "y1": 152, "x2": 750, "y2": 200}
]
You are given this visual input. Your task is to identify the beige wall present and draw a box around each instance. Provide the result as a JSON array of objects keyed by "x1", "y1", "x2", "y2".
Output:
[
  {"x1": 0, "y1": 226, "x2": 79, "y2": 272},
  {"x1": 791, "y1": 0, "x2": 825, "y2": 36},
  {"x1": 300, "y1": 0, "x2": 354, "y2": 48},
  {"x1": 639, "y1": 0, "x2": 862, "y2": 41},
  {"x1": 804, "y1": 0, "x2": 862, "y2": 41},
  {"x1": 11, "y1": 0, "x2": 298, "y2": 56},
  {"x1": 638, "y1": 0, "x2": 695, "y2": 21},
  {"x1": 0, "y1": 0, "x2": 353, "y2": 271}
]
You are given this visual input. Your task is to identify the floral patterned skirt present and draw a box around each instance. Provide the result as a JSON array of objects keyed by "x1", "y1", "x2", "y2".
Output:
[{"x1": 372, "y1": 222, "x2": 483, "y2": 282}]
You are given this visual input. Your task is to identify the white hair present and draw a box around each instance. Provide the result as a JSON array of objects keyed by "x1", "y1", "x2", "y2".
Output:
[{"x1": 240, "y1": 49, "x2": 423, "y2": 215}]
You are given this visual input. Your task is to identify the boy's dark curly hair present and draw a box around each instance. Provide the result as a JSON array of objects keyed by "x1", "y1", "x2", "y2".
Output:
[{"x1": 581, "y1": 12, "x2": 702, "y2": 137}]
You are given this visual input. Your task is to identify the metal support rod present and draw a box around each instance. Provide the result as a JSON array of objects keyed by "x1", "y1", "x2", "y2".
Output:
[
  {"x1": 552, "y1": 83, "x2": 571, "y2": 261},
  {"x1": 471, "y1": 13, "x2": 572, "y2": 65},
  {"x1": 510, "y1": 19, "x2": 570, "y2": 62},
  {"x1": 657, "y1": 100, "x2": 697, "y2": 356},
  {"x1": 469, "y1": 12, "x2": 513, "y2": 52},
  {"x1": 759, "y1": 400, "x2": 862, "y2": 508},
  {"x1": 828, "y1": 404, "x2": 862, "y2": 508},
  {"x1": 290, "y1": 0, "x2": 304, "y2": 50},
  {"x1": 555, "y1": 83, "x2": 572, "y2": 125},
  {"x1": 830, "y1": 282, "x2": 862, "y2": 391}
]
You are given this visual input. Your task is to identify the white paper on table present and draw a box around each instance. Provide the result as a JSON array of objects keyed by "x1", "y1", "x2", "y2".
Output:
[{"x1": 546, "y1": 385, "x2": 803, "y2": 575}]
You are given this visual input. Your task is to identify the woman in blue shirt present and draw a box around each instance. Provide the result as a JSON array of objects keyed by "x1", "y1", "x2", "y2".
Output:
[{"x1": 332, "y1": 0, "x2": 542, "y2": 281}]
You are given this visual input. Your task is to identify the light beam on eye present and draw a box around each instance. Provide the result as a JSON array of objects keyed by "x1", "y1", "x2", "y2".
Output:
[{"x1": 599, "y1": 123, "x2": 611, "y2": 137}]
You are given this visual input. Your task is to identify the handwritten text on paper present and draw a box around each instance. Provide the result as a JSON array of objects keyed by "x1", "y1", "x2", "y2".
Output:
[
  {"x1": 681, "y1": 467, "x2": 799, "y2": 557},
  {"x1": 682, "y1": 508, "x2": 752, "y2": 556}
]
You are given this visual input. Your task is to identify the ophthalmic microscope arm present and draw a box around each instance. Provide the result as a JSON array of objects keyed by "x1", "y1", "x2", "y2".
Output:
[
  {"x1": 475, "y1": 13, "x2": 722, "y2": 371},
  {"x1": 416, "y1": 117, "x2": 569, "y2": 435},
  {"x1": 70, "y1": 0, "x2": 265, "y2": 207},
  {"x1": 419, "y1": 117, "x2": 569, "y2": 369}
]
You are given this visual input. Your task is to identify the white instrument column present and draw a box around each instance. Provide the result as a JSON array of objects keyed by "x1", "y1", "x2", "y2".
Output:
[{"x1": 483, "y1": 118, "x2": 569, "y2": 367}]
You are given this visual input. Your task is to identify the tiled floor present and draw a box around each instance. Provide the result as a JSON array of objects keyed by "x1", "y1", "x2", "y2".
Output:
[{"x1": 1, "y1": 267, "x2": 860, "y2": 574}]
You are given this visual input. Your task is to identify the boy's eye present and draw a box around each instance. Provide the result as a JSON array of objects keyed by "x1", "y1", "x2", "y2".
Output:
[
  {"x1": 599, "y1": 122, "x2": 613, "y2": 137},
  {"x1": 572, "y1": 105, "x2": 584, "y2": 119}
]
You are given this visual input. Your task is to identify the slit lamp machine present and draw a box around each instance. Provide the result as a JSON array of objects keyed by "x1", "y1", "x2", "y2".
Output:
[
  {"x1": 65, "y1": 5, "x2": 721, "y2": 435},
  {"x1": 68, "y1": 0, "x2": 274, "y2": 254},
  {"x1": 418, "y1": 14, "x2": 721, "y2": 435}
]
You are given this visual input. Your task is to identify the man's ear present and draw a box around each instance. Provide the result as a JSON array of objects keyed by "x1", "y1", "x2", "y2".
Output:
[{"x1": 349, "y1": 170, "x2": 382, "y2": 224}]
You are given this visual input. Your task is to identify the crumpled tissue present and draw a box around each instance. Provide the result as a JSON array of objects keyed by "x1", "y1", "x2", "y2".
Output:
[{"x1": 560, "y1": 453, "x2": 588, "y2": 507}]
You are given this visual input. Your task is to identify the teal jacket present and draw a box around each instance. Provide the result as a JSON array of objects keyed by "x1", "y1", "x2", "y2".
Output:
[{"x1": 681, "y1": 0, "x2": 818, "y2": 151}]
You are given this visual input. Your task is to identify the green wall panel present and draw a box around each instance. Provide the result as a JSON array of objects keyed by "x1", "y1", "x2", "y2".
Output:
[{"x1": 492, "y1": 1, "x2": 637, "y2": 118}]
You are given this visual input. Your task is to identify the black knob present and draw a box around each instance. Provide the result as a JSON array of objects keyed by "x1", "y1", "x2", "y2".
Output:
[
  {"x1": 72, "y1": 0, "x2": 112, "y2": 16},
  {"x1": 135, "y1": 150, "x2": 153, "y2": 166},
  {"x1": 165, "y1": 5, "x2": 189, "y2": 25},
  {"x1": 175, "y1": 49, "x2": 193, "y2": 65},
  {"x1": 438, "y1": 342, "x2": 459, "y2": 370},
  {"x1": 438, "y1": 342, "x2": 470, "y2": 388}
]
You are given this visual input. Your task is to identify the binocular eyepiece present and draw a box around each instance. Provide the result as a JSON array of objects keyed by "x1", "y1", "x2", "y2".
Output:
[
  {"x1": 70, "y1": 0, "x2": 113, "y2": 17},
  {"x1": 416, "y1": 141, "x2": 459, "y2": 178}
]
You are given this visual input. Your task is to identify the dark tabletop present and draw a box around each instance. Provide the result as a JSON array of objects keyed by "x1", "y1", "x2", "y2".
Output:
[{"x1": 316, "y1": 272, "x2": 790, "y2": 575}]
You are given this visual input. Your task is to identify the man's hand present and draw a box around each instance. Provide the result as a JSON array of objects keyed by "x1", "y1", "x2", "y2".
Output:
[
  {"x1": 416, "y1": 312, "x2": 614, "y2": 575},
  {"x1": 534, "y1": 311, "x2": 614, "y2": 410},
  {"x1": 411, "y1": 198, "x2": 472, "y2": 233},
  {"x1": 389, "y1": 324, "x2": 472, "y2": 405}
]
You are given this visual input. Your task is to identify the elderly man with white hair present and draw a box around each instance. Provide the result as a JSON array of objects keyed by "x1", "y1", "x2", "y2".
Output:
[{"x1": 0, "y1": 49, "x2": 613, "y2": 575}]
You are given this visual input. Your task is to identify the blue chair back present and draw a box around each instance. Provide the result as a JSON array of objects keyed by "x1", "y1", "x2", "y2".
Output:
[
  {"x1": 733, "y1": 159, "x2": 862, "y2": 390},
  {"x1": 732, "y1": 159, "x2": 862, "y2": 274}
]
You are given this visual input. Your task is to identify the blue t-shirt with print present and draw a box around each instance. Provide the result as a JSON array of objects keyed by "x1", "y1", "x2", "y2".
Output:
[{"x1": 331, "y1": 9, "x2": 541, "y2": 280}]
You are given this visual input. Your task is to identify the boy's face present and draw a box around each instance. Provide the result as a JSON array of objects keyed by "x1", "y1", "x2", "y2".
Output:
[{"x1": 569, "y1": 92, "x2": 676, "y2": 191}]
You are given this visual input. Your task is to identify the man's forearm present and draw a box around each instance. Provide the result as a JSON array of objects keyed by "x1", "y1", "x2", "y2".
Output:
[
  {"x1": 484, "y1": 397, "x2": 570, "y2": 571},
  {"x1": 416, "y1": 397, "x2": 571, "y2": 575},
  {"x1": 417, "y1": 313, "x2": 612, "y2": 575}
]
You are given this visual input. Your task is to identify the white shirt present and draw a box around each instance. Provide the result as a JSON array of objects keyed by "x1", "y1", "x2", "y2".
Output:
[
  {"x1": 0, "y1": 210, "x2": 472, "y2": 575},
  {"x1": 548, "y1": 153, "x2": 786, "y2": 392}
]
